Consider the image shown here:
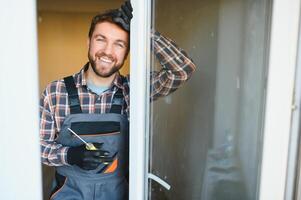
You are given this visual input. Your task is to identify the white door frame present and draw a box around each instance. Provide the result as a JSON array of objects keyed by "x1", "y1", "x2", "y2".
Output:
[
  {"x1": 0, "y1": 0, "x2": 42, "y2": 199},
  {"x1": 259, "y1": 0, "x2": 301, "y2": 199},
  {"x1": 129, "y1": 0, "x2": 151, "y2": 199}
]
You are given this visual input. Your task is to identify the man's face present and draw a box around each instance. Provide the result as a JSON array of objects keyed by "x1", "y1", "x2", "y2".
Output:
[{"x1": 88, "y1": 22, "x2": 129, "y2": 78}]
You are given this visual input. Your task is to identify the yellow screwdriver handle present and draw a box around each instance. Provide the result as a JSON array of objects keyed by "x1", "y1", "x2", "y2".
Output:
[{"x1": 85, "y1": 143, "x2": 98, "y2": 150}]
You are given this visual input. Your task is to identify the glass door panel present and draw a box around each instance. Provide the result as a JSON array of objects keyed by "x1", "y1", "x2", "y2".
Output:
[{"x1": 148, "y1": 0, "x2": 272, "y2": 199}]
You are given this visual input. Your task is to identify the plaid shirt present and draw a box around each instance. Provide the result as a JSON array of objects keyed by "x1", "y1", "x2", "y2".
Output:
[{"x1": 40, "y1": 31, "x2": 196, "y2": 166}]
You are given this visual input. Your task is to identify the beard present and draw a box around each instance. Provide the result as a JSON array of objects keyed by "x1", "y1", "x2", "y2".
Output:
[{"x1": 88, "y1": 50, "x2": 124, "y2": 78}]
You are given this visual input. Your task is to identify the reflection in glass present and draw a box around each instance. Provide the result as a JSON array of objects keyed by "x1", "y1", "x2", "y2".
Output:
[{"x1": 149, "y1": 0, "x2": 271, "y2": 199}]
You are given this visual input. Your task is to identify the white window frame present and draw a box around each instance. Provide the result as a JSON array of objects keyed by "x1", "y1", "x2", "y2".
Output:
[
  {"x1": 129, "y1": 0, "x2": 151, "y2": 199},
  {"x1": 259, "y1": 0, "x2": 301, "y2": 200},
  {"x1": 0, "y1": 0, "x2": 42, "y2": 199}
]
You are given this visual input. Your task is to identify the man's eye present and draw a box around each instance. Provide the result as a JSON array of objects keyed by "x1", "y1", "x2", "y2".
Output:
[
  {"x1": 116, "y1": 43, "x2": 125, "y2": 48},
  {"x1": 96, "y1": 38, "x2": 105, "y2": 42}
]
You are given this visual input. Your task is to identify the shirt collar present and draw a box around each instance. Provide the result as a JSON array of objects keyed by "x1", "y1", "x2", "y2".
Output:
[{"x1": 74, "y1": 62, "x2": 124, "y2": 90}]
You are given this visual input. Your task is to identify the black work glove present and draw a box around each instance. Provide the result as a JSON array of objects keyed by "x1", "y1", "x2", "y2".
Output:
[
  {"x1": 113, "y1": 0, "x2": 133, "y2": 32},
  {"x1": 67, "y1": 143, "x2": 113, "y2": 170}
]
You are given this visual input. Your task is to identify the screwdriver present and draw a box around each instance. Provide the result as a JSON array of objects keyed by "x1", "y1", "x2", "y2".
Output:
[{"x1": 67, "y1": 128, "x2": 98, "y2": 150}]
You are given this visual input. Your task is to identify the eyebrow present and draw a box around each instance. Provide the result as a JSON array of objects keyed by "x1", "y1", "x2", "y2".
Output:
[{"x1": 94, "y1": 34, "x2": 105, "y2": 38}]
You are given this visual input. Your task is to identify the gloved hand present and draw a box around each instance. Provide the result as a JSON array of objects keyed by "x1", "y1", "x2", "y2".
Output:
[
  {"x1": 67, "y1": 143, "x2": 113, "y2": 170},
  {"x1": 113, "y1": 0, "x2": 133, "y2": 32}
]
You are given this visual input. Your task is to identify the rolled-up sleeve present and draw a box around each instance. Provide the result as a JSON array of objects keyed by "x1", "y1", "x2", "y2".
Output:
[{"x1": 150, "y1": 31, "x2": 196, "y2": 100}]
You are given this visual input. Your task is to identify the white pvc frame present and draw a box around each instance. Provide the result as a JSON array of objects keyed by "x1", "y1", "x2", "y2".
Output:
[
  {"x1": 0, "y1": 0, "x2": 42, "y2": 199},
  {"x1": 286, "y1": 21, "x2": 301, "y2": 199},
  {"x1": 129, "y1": 0, "x2": 151, "y2": 200},
  {"x1": 259, "y1": 0, "x2": 300, "y2": 199}
]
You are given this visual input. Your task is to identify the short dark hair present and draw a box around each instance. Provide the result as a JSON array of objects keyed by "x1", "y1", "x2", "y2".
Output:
[{"x1": 88, "y1": 9, "x2": 129, "y2": 39}]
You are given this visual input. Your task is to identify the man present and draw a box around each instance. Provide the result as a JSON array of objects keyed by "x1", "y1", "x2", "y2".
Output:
[{"x1": 40, "y1": 1, "x2": 196, "y2": 200}]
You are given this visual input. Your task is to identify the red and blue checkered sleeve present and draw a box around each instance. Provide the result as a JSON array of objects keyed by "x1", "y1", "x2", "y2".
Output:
[
  {"x1": 39, "y1": 84, "x2": 69, "y2": 166},
  {"x1": 150, "y1": 31, "x2": 196, "y2": 100}
]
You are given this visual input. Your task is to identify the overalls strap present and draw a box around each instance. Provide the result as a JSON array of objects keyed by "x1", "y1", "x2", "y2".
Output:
[
  {"x1": 110, "y1": 76, "x2": 127, "y2": 114},
  {"x1": 64, "y1": 76, "x2": 82, "y2": 114}
]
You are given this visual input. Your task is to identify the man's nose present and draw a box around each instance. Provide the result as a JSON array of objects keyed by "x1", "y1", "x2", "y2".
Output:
[{"x1": 103, "y1": 43, "x2": 113, "y2": 55}]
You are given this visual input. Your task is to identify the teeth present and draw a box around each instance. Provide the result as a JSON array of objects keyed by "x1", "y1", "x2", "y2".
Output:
[{"x1": 100, "y1": 57, "x2": 113, "y2": 63}]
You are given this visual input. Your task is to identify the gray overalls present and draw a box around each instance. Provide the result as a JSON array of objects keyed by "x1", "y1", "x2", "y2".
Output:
[{"x1": 50, "y1": 76, "x2": 129, "y2": 200}]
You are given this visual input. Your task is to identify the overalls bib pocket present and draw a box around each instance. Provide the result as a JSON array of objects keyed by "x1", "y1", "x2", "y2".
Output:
[{"x1": 68, "y1": 120, "x2": 123, "y2": 175}]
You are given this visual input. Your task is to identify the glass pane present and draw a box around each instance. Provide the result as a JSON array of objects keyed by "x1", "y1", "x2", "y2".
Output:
[{"x1": 148, "y1": 0, "x2": 272, "y2": 199}]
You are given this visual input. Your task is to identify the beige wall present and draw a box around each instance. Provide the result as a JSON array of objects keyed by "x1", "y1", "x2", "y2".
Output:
[{"x1": 38, "y1": 11, "x2": 130, "y2": 93}]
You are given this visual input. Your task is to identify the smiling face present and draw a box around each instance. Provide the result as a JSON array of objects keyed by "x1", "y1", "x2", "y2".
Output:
[{"x1": 88, "y1": 21, "x2": 129, "y2": 78}]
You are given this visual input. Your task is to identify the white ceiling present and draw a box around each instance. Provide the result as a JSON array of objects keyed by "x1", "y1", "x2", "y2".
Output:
[{"x1": 38, "y1": 0, "x2": 123, "y2": 13}]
